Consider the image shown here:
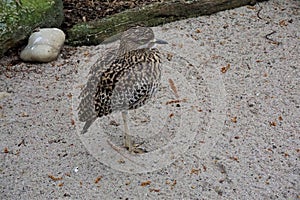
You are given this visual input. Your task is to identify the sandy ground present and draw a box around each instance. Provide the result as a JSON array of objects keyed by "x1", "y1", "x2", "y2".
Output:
[{"x1": 1, "y1": 0, "x2": 299, "y2": 199}]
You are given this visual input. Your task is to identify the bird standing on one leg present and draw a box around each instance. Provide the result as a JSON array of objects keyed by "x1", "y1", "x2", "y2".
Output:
[{"x1": 78, "y1": 26, "x2": 167, "y2": 152}]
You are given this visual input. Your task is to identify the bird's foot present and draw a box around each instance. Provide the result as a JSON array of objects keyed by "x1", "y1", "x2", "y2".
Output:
[{"x1": 125, "y1": 141, "x2": 148, "y2": 154}]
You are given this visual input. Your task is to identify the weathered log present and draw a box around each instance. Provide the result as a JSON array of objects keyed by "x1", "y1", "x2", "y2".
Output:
[{"x1": 67, "y1": 0, "x2": 267, "y2": 46}]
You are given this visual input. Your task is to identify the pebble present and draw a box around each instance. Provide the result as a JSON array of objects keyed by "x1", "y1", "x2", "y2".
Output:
[
  {"x1": 0, "y1": 92, "x2": 11, "y2": 100},
  {"x1": 20, "y1": 28, "x2": 65, "y2": 62}
]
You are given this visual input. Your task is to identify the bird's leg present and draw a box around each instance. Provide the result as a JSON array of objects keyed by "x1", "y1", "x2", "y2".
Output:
[
  {"x1": 122, "y1": 111, "x2": 147, "y2": 154},
  {"x1": 122, "y1": 111, "x2": 132, "y2": 151}
]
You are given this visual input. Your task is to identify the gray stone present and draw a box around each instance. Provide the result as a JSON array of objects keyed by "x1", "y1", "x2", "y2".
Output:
[{"x1": 20, "y1": 28, "x2": 65, "y2": 62}]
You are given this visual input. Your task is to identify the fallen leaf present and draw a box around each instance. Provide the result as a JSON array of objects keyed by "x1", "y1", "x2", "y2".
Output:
[
  {"x1": 149, "y1": 188, "x2": 160, "y2": 192},
  {"x1": 94, "y1": 176, "x2": 103, "y2": 184},
  {"x1": 141, "y1": 180, "x2": 151, "y2": 186},
  {"x1": 168, "y1": 79, "x2": 179, "y2": 98},
  {"x1": 190, "y1": 168, "x2": 200, "y2": 175},
  {"x1": 230, "y1": 156, "x2": 239, "y2": 162},
  {"x1": 4, "y1": 147, "x2": 9, "y2": 153},
  {"x1": 279, "y1": 19, "x2": 288, "y2": 27},
  {"x1": 48, "y1": 174, "x2": 63, "y2": 181},
  {"x1": 231, "y1": 116, "x2": 237, "y2": 123},
  {"x1": 221, "y1": 64, "x2": 230, "y2": 73},
  {"x1": 269, "y1": 121, "x2": 276, "y2": 126}
]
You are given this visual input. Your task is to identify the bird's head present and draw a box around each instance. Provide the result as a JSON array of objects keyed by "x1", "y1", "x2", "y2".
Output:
[{"x1": 118, "y1": 26, "x2": 167, "y2": 55}]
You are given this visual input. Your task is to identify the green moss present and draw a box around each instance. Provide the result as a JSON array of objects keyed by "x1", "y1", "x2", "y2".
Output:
[{"x1": 0, "y1": 0, "x2": 63, "y2": 56}]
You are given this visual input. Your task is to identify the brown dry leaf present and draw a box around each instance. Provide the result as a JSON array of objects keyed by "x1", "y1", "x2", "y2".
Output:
[
  {"x1": 94, "y1": 176, "x2": 103, "y2": 184},
  {"x1": 279, "y1": 19, "x2": 288, "y2": 27},
  {"x1": 168, "y1": 78, "x2": 179, "y2": 98},
  {"x1": 141, "y1": 180, "x2": 151, "y2": 186},
  {"x1": 202, "y1": 164, "x2": 207, "y2": 172},
  {"x1": 231, "y1": 116, "x2": 237, "y2": 123},
  {"x1": 269, "y1": 121, "x2": 277, "y2": 126},
  {"x1": 149, "y1": 188, "x2": 160, "y2": 192},
  {"x1": 71, "y1": 119, "x2": 75, "y2": 125},
  {"x1": 4, "y1": 147, "x2": 9, "y2": 153},
  {"x1": 48, "y1": 174, "x2": 63, "y2": 181},
  {"x1": 230, "y1": 156, "x2": 239, "y2": 162},
  {"x1": 190, "y1": 168, "x2": 200, "y2": 175},
  {"x1": 195, "y1": 29, "x2": 201, "y2": 33},
  {"x1": 278, "y1": 116, "x2": 283, "y2": 121},
  {"x1": 169, "y1": 113, "x2": 174, "y2": 118},
  {"x1": 166, "y1": 179, "x2": 177, "y2": 187},
  {"x1": 58, "y1": 182, "x2": 64, "y2": 187},
  {"x1": 221, "y1": 64, "x2": 230, "y2": 73}
]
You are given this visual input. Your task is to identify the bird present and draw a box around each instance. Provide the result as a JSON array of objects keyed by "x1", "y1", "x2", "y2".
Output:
[{"x1": 78, "y1": 26, "x2": 167, "y2": 152}]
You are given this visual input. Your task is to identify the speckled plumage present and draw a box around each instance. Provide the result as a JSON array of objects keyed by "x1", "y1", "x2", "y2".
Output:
[
  {"x1": 94, "y1": 48, "x2": 162, "y2": 116},
  {"x1": 78, "y1": 27, "x2": 165, "y2": 139}
]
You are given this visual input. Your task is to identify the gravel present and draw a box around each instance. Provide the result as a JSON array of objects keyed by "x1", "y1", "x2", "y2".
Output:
[{"x1": 0, "y1": 0, "x2": 299, "y2": 199}]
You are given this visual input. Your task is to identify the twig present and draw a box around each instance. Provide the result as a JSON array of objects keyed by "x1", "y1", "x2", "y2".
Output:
[
  {"x1": 257, "y1": 7, "x2": 263, "y2": 20},
  {"x1": 265, "y1": 31, "x2": 280, "y2": 45}
]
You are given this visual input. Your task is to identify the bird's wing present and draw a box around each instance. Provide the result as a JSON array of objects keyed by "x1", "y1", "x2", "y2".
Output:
[
  {"x1": 77, "y1": 49, "x2": 117, "y2": 134},
  {"x1": 109, "y1": 62, "x2": 160, "y2": 111},
  {"x1": 127, "y1": 82, "x2": 156, "y2": 110}
]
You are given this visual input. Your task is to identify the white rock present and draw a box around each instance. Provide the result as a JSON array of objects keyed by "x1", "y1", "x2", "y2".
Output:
[{"x1": 20, "y1": 28, "x2": 65, "y2": 62}]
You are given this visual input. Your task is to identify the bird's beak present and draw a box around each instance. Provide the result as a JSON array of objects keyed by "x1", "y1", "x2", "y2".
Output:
[{"x1": 154, "y1": 39, "x2": 168, "y2": 44}]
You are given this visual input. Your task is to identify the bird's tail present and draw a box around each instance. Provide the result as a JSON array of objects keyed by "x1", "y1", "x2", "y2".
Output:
[
  {"x1": 78, "y1": 76, "x2": 99, "y2": 134},
  {"x1": 77, "y1": 49, "x2": 117, "y2": 134}
]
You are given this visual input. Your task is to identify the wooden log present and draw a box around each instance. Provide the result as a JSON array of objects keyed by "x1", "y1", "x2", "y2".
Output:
[{"x1": 67, "y1": 0, "x2": 267, "y2": 46}]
